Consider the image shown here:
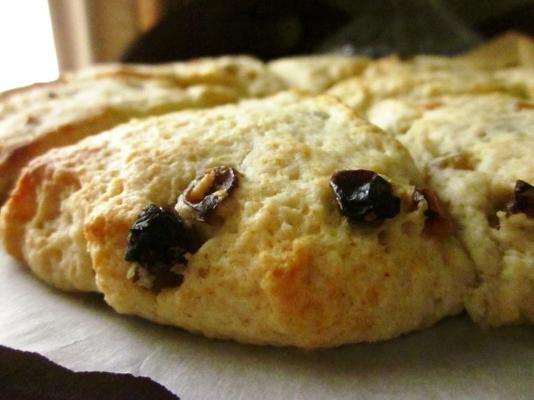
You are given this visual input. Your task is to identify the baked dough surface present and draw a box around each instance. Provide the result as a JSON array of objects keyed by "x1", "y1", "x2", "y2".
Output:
[
  {"x1": 2, "y1": 36, "x2": 533, "y2": 346},
  {"x1": 1, "y1": 92, "x2": 473, "y2": 348},
  {"x1": 327, "y1": 56, "x2": 521, "y2": 122},
  {"x1": 0, "y1": 56, "x2": 284, "y2": 200},
  {"x1": 268, "y1": 55, "x2": 369, "y2": 93},
  {"x1": 399, "y1": 94, "x2": 534, "y2": 326}
]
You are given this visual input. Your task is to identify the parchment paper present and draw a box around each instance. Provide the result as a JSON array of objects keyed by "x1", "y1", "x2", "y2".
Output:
[{"x1": 1, "y1": 250, "x2": 532, "y2": 399}]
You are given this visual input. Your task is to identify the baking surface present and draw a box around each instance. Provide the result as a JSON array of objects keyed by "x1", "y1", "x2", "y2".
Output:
[{"x1": 0, "y1": 250, "x2": 532, "y2": 400}]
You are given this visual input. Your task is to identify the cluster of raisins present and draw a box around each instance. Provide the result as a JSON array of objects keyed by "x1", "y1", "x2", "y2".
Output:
[
  {"x1": 124, "y1": 205, "x2": 200, "y2": 291},
  {"x1": 124, "y1": 167, "x2": 238, "y2": 292},
  {"x1": 125, "y1": 163, "x2": 532, "y2": 294}
]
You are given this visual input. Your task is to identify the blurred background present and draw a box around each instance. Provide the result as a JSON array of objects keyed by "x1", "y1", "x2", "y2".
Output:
[{"x1": 1, "y1": 0, "x2": 534, "y2": 92}]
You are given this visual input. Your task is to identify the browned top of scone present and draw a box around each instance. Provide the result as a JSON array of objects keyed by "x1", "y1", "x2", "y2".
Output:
[{"x1": 0, "y1": 56, "x2": 286, "y2": 201}]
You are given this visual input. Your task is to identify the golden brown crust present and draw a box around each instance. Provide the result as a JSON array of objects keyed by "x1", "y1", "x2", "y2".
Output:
[
  {"x1": 67, "y1": 56, "x2": 286, "y2": 97},
  {"x1": 0, "y1": 56, "x2": 285, "y2": 201},
  {"x1": 1, "y1": 92, "x2": 474, "y2": 347},
  {"x1": 3, "y1": 37, "x2": 533, "y2": 346},
  {"x1": 399, "y1": 94, "x2": 534, "y2": 326}
]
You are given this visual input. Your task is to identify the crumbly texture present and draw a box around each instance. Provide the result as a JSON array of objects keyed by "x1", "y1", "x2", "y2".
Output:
[
  {"x1": 0, "y1": 92, "x2": 473, "y2": 348},
  {"x1": 66, "y1": 56, "x2": 286, "y2": 98},
  {"x1": 2, "y1": 34, "x2": 533, "y2": 345},
  {"x1": 0, "y1": 56, "x2": 285, "y2": 200},
  {"x1": 399, "y1": 94, "x2": 534, "y2": 326},
  {"x1": 494, "y1": 68, "x2": 534, "y2": 100},
  {"x1": 268, "y1": 55, "x2": 369, "y2": 93},
  {"x1": 327, "y1": 56, "x2": 520, "y2": 120}
]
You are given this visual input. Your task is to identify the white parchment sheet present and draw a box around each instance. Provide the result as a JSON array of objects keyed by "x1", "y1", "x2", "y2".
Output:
[{"x1": 1, "y1": 251, "x2": 533, "y2": 400}]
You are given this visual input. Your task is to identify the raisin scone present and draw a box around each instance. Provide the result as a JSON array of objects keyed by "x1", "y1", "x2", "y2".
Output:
[
  {"x1": 268, "y1": 55, "x2": 369, "y2": 94},
  {"x1": 65, "y1": 56, "x2": 285, "y2": 99},
  {"x1": 399, "y1": 94, "x2": 534, "y2": 326},
  {"x1": 0, "y1": 56, "x2": 285, "y2": 201},
  {"x1": 326, "y1": 56, "x2": 520, "y2": 121},
  {"x1": 0, "y1": 92, "x2": 473, "y2": 348}
]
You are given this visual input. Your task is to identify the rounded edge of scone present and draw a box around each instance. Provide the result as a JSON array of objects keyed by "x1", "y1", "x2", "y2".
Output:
[
  {"x1": 326, "y1": 56, "x2": 522, "y2": 118},
  {"x1": 268, "y1": 55, "x2": 369, "y2": 94},
  {"x1": 0, "y1": 56, "x2": 286, "y2": 201},
  {"x1": 398, "y1": 94, "x2": 534, "y2": 326},
  {"x1": 73, "y1": 92, "x2": 474, "y2": 348},
  {"x1": 67, "y1": 55, "x2": 287, "y2": 98}
]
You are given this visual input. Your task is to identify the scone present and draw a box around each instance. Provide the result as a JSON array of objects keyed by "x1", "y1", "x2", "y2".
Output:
[
  {"x1": 327, "y1": 55, "x2": 520, "y2": 120},
  {"x1": 494, "y1": 67, "x2": 534, "y2": 100},
  {"x1": 1, "y1": 92, "x2": 474, "y2": 348},
  {"x1": 268, "y1": 55, "x2": 369, "y2": 93},
  {"x1": 456, "y1": 32, "x2": 534, "y2": 69},
  {"x1": 399, "y1": 94, "x2": 534, "y2": 326},
  {"x1": 0, "y1": 56, "x2": 285, "y2": 200},
  {"x1": 65, "y1": 56, "x2": 285, "y2": 99}
]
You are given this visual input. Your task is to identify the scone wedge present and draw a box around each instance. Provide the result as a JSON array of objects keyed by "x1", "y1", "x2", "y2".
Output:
[
  {"x1": 327, "y1": 55, "x2": 524, "y2": 129},
  {"x1": 399, "y1": 94, "x2": 534, "y2": 326},
  {"x1": 268, "y1": 55, "x2": 369, "y2": 94},
  {"x1": 0, "y1": 56, "x2": 285, "y2": 201},
  {"x1": 1, "y1": 92, "x2": 474, "y2": 348}
]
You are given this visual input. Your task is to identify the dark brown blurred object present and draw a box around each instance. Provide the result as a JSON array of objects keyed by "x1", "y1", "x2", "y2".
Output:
[
  {"x1": 48, "y1": 0, "x2": 534, "y2": 69},
  {"x1": 121, "y1": 0, "x2": 350, "y2": 62},
  {"x1": 0, "y1": 344, "x2": 180, "y2": 400}
]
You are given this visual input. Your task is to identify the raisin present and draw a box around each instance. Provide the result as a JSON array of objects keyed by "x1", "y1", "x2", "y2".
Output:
[
  {"x1": 177, "y1": 166, "x2": 238, "y2": 222},
  {"x1": 507, "y1": 180, "x2": 534, "y2": 218},
  {"x1": 411, "y1": 188, "x2": 454, "y2": 237},
  {"x1": 330, "y1": 170, "x2": 400, "y2": 224},
  {"x1": 125, "y1": 204, "x2": 201, "y2": 291}
]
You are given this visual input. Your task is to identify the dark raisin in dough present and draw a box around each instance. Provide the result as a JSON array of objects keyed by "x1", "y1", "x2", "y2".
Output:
[
  {"x1": 507, "y1": 180, "x2": 534, "y2": 218},
  {"x1": 412, "y1": 188, "x2": 454, "y2": 237},
  {"x1": 182, "y1": 166, "x2": 238, "y2": 222},
  {"x1": 125, "y1": 204, "x2": 200, "y2": 290},
  {"x1": 330, "y1": 169, "x2": 400, "y2": 224}
]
